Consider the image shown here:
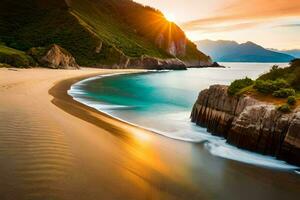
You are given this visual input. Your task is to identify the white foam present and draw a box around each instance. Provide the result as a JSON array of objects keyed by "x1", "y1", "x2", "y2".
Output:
[
  {"x1": 204, "y1": 142, "x2": 297, "y2": 170},
  {"x1": 73, "y1": 97, "x2": 205, "y2": 143},
  {"x1": 72, "y1": 97, "x2": 130, "y2": 110}
]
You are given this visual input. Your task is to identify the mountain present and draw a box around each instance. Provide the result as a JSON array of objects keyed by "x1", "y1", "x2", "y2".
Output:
[
  {"x1": 270, "y1": 49, "x2": 300, "y2": 58},
  {"x1": 196, "y1": 40, "x2": 294, "y2": 62},
  {"x1": 0, "y1": 0, "x2": 211, "y2": 68}
]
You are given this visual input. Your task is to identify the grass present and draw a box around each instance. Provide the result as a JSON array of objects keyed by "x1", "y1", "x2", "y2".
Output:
[
  {"x1": 233, "y1": 85, "x2": 300, "y2": 106},
  {"x1": 0, "y1": 63, "x2": 12, "y2": 68},
  {"x1": 0, "y1": 45, "x2": 25, "y2": 55},
  {"x1": 0, "y1": 44, "x2": 34, "y2": 67},
  {"x1": 69, "y1": 0, "x2": 170, "y2": 59}
]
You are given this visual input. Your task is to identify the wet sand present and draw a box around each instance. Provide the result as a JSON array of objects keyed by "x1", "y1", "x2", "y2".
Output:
[{"x1": 0, "y1": 68, "x2": 299, "y2": 200}]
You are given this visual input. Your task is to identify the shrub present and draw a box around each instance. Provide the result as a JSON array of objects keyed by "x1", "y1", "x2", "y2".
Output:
[
  {"x1": 271, "y1": 65, "x2": 279, "y2": 71},
  {"x1": 254, "y1": 79, "x2": 289, "y2": 94},
  {"x1": 0, "y1": 63, "x2": 12, "y2": 68},
  {"x1": 291, "y1": 69, "x2": 300, "y2": 90},
  {"x1": 254, "y1": 80, "x2": 273, "y2": 93},
  {"x1": 287, "y1": 96, "x2": 297, "y2": 105},
  {"x1": 27, "y1": 47, "x2": 47, "y2": 61},
  {"x1": 0, "y1": 52, "x2": 32, "y2": 67},
  {"x1": 0, "y1": 45, "x2": 35, "y2": 68},
  {"x1": 258, "y1": 65, "x2": 285, "y2": 81},
  {"x1": 272, "y1": 88, "x2": 296, "y2": 98},
  {"x1": 290, "y1": 59, "x2": 300, "y2": 68},
  {"x1": 228, "y1": 77, "x2": 254, "y2": 95},
  {"x1": 277, "y1": 104, "x2": 291, "y2": 113}
]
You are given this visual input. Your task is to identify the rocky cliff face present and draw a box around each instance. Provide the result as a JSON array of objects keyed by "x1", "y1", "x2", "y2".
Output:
[
  {"x1": 155, "y1": 33, "x2": 186, "y2": 57},
  {"x1": 191, "y1": 85, "x2": 300, "y2": 166},
  {"x1": 122, "y1": 56, "x2": 186, "y2": 70},
  {"x1": 98, "y1": 50, "x2": 187, "y2": 70}
]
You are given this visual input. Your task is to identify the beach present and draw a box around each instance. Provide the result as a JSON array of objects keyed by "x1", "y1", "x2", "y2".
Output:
[{"x1": 0, "y1": 68, "x2": 299, "y2": 200}]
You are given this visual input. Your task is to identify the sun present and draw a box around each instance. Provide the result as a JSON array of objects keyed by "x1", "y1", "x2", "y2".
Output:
[{"x1": 164, "y1": 12, "x2": 176, "y2": 22}]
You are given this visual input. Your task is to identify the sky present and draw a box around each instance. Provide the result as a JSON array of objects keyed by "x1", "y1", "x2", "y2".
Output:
[{"x1": 134, "y1": 0, "x2": 300, "y2": 50}]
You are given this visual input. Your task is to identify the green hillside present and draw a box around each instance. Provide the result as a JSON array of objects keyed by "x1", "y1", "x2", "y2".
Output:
[
  {"x1": 0, "y1": 0, "x2": 210, "y2": 67},
  {"x1": 0, "y1": 44, "x2": 34, "y2": 67}
]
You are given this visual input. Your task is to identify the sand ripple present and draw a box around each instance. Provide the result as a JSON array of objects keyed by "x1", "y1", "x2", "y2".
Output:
[{"x1": 0, "y1": 109, "x2": 75, "y2": 200}]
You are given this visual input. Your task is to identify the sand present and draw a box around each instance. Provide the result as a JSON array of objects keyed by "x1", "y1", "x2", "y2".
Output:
[{"x1": 0, "y1": 67, "x2": 300, "y2": 200}]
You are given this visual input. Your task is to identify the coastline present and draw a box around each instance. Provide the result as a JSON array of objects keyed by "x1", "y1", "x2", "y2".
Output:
[
  {"x1": 49, "y1": 70, "x2": 158, "y2": 137},
  {"x1": 67, "y1": 72, "x2": 206, "y2": 143},
  {"x1": 67, "y1": 70, "x2": 299, "y2": 170},
  {"x1": 1, "y1": 68, "x2": 300, "y2": 199}
]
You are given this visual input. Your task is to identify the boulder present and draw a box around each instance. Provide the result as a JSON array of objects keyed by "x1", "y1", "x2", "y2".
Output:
[{"x1": 31, "y1": 44, "x2": 80, "y2": 69}]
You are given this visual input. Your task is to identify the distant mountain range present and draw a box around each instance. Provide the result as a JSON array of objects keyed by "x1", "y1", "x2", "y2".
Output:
[
  {"x1": 196, "y1": 40, "x2": 295, "y2": 62},
  {"x1": 269, "y1": 49, "x2": 300, "y2": 58}
]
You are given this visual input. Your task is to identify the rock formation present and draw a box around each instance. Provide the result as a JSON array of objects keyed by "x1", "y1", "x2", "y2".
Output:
[
  {"x1": 102, "y1": 54, "x2": 187, "y2": 70},
  {"x1": 155, "y1": 33, "x2": 187, "y2": 57},
  {"x1": 191, "y1": 85, "x2": 300, "y2": 166},
  {"x1": 126, "y1": 56, "x2": 187, "y2": 70},
  {"x1": 38, "y1": 45, "x2": 80, "y2": 69},
  {"x1": 187, "y1": 61, "x2": 224, "y2": 68}
]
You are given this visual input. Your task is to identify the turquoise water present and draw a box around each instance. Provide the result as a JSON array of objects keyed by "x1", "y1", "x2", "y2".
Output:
[{"x1": 69, "y1": 62, "x2": 298, "y2": 169}]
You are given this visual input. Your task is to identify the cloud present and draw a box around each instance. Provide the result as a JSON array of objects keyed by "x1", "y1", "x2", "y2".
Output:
[
  {"x1": 181, "y1": 0, "x2": 300, "y2": 31},
  {"x1": 276, "y1": 24, "x2": 300, "y2": 28},
  {"x1": 193, "y1": 22, "x2": 260, "y2": 33}
]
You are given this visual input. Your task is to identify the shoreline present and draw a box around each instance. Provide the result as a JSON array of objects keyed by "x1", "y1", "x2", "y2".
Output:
[
  {"x1": 50, "y1": 70, "x2": 207, "y2": 143},
  {"x1": 65, "y1": 71, "x2": 299, "y2": 170},
  {"x1": 1, "y1": 68, "x2": 300, "y2": 199},
  {"x1": 67, "y1": 72, "x2": 206, "y2": 143},
  {"x1": 49, "y1": 70, "x2": 160, "y2": 137}
]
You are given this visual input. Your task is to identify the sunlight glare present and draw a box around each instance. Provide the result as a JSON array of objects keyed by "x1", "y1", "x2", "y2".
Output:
[{"x1": 164, "y1": 12, "x2": 176, "y2": 22}]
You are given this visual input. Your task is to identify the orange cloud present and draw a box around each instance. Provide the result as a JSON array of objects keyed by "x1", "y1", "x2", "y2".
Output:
[
  {"x1": 181, "y1": 0, "x2": 300, "y2": 31},
  {"x1": 194, "y1": 22, "x2": 261, "y2": 33}
]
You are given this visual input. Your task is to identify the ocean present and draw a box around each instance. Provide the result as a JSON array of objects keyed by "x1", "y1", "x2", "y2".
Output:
[{"x1": 69, "y1": 62, "x2": 298, "y2": 170}]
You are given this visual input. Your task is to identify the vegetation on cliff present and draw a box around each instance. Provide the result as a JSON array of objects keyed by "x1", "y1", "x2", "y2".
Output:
[
  {"x1": 228, "y1": 77, "x2": 254, "y2": 95},
  {"x1": 0, "y1": 0, "x2": 210, "y2": 67},
  {"x1": 228, "y1": 59, "x2": 300, "y2": 111}
]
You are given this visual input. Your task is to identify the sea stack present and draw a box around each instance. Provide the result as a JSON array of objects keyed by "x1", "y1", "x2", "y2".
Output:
[{"x1": 191, "y1": 85, "x2": 300, "y2": 166}]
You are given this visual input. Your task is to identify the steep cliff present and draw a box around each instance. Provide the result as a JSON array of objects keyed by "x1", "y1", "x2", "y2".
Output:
[
  {"x1": 191, "y1": 85, "x2": 300, "y2": 166},
  {"x1": 0, "y1": 0, "x2": 211, "y2": 69}
]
